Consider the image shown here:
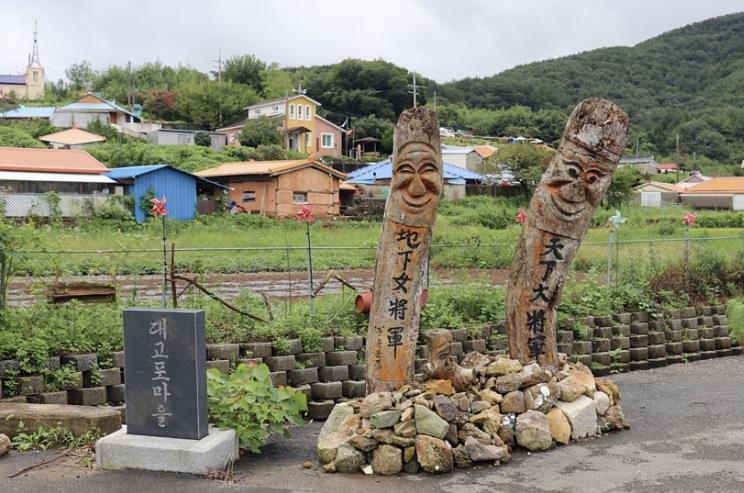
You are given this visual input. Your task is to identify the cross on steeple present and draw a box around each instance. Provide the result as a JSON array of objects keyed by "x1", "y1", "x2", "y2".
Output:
[{"x1": 28, "y1": 19, "x2": 41, "y2": 68}]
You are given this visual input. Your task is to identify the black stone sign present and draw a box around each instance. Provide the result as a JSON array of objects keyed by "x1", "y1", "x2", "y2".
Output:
[{"x1": 123, "y1": 308, "x2": 208, "y2": 440}]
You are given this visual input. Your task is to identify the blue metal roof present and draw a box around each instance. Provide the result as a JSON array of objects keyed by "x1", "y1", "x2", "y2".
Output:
[
  {"x1": 0, "y1": 105, "x2": 55, "y2": 119},
  {"x1": 106, "y1": 164, "x2": 168, "y2": 179},
  {"x1": 57, "y1": 95, "x2": 138, "y2": 118},
  {"x1": 0, "y1": 74, "x2": 26, "y2": 85},
  {"x1": 346, "y1": 158, "x2": 483, "y2": 185}
]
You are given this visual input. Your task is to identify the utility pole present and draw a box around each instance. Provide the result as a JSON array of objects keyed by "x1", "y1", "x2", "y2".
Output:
[
  {"x1": 408, "y1": 73, "x2": 422, "y2": 108},
  {"x1": 127, "y1": 61, "x2": 134, "y2": 111},
  {"x1": 676, "y1": 133, "x2": 680, "y2": 182},
  {"x1": 212, "y1": 49, "x2": 223, "y2": 82}
]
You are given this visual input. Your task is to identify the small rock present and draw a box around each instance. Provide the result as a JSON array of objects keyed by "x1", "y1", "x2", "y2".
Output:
[
  {"x1": 486, "y1": 357, "x2": 523, "y2": 377},
  {"x1": 317, "y1": 404, "x2": 356, "y2": 464},
  {"x1": 302, "y1": 460, "x2": 313, "y2": 469},
  {"x1": 371, "y1": 444, "x2": 403, "y2": 476},
  {"x1": 426, "y1": 379, "x2": 455, "y2": 396},
  {"x1": 323, "y1": 462, "x2": 337, "y2": 473},
  {"x1": 604, "y1": 405, "x2": 630, "y2": 430},
  {"x1": 360, "y1": 392, "x2": 394, "y2": 417},
  {"x1": 567, "y1": 367, "x2": 596, "y2": 397},
  {"x1": 393, "y1": 419, "x2": 417, "y2": 438},
  {"x1": 464, "y1": 436, "x2": 506, "y2": 462},
  {"x1": 555, "y1": 395, "x2": 599, "y2": 440},
  {"x1": 348, "y1": 434, "x2": 379, "y2": 452},
  {"x1": 515, "y1": 410, "x2": 553, "y2": 451},
  {"x1": 458, "y1": 422, "x2": 491, "y2": 445},
  {"x1": 469, "y1": 406, "x2": 502, "y2": 435},
  {"x1": 460, "y1": 351, "x2": 491, "y2": 369},
  {"x1": 476, "y1": 388, "x2": 503, "y2": 405},
  {"x1": 372, "y1": 429, "x2": 416, "y2": 448},
  {"x1": 500, "y1": 390, "x2": 526, "y2": 413},
  {"x1": 432, "y1": 395, "x2": 463, "y2": 422},
  {"x1": 595, "y1": 378, "x2": 621, "y2": 405},
  {"x1": 470, "y1": 400, "x2": 491, "y2": 414},
  {"x1": 495, "y1": 373, "x2": 523, "y2": 394},
  {"x1": 546, "y1": 408, "x2": 571, "y2": 445},
  {"x1": 0, "y1": 433, "x2": 10, "y2": 456},
  {"x1": 557, "y1": 377, "x2": 586, "y2": 402},
  {"x1": 415, "y1": 404, "x2": 450, "y2": 439},
  {"x1": 415, "y1": 435, "x2": 454, "y2": 474},
  {"x1": 370, "y1": 409, "x2": 402, "y2": 429},
  {"x1": 452, "y1": 444, "x2": 473, "y2": 469},
  {"x1": 362, "y1": 464, "x2": 374, "y2": 475},
  {"x1": 334, "y1": 444, "x2": 366, "y2": 473},
  {"x1": 403, "y1": 458, "x2": 420, "y2": 474},
  {"x1": 519, "y1": 362, "x2": 552, "y2": 387},
  {"x1": 400, "y1": 405, "x2": 414, "y2": 421},
  {"x1": 593, "y1": 391, "x2": 611, "y2": 416}
]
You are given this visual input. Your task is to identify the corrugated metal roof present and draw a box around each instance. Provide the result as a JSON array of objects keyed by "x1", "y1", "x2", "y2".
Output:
[
  {"x1": 442, "y1": 145, "x2": 476, "y2": 155},
  {"x1": 106, "y1": 164, "x2": 226, "y2": 190},
  {"x1": 195, "y1": 159, "x2": 346, "y2": 180},
  {"x1": 57, "y1": 94, "x2": 137, "y2": 118},
  {"x1": 346, "y1": 158, "x2": 483, "y2": 185},
  {"x1": 39, "y1": 128, "x2": 106, "y2": 145},
  {"x1": 0, "y1": 170, "x2": 116, "y2": 183},
  {"x1": 684, "y1": 177, "x2": 744, "y2": 193},
  {"x1": 0, "y1": 74, "x2": 26, "y2": 84},
  {"x1": 0, "y1": 105, "x2": 55, "y2": 119},
  {"x1": 0, "y1": 147, "x2": 109, "y2": 174}
]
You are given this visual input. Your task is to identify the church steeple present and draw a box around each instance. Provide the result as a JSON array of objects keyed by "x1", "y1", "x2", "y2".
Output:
[{"x1": 28, "y1": 19, "x2": 42, "y2": 68}]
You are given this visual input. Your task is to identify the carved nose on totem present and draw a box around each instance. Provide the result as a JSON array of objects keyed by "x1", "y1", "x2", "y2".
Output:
[
  {"x1": 562, "y1": 180, "x2": 586, "y2": 202},
  {"x1": 409, "y1": 175, "x2": 426, "y2": 196}
]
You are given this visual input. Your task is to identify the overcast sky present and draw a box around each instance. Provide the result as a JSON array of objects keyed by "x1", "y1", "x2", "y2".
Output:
[{"x1": 2, "y1": 1, "x2": 742, "y2": 86}]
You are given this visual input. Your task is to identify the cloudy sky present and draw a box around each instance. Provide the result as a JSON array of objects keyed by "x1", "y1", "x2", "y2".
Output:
[{"x1": 2, "y1": 0, "x2": 742, "y2": 85}]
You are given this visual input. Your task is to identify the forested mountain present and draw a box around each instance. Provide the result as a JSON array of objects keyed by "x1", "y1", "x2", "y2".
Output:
[{"x1": 438, "y1": 12, "x2": 744, "y2": 164}]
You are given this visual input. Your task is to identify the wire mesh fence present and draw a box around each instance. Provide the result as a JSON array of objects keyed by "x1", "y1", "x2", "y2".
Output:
[{"x1": 8, "y1": 232, "x2": 744, "y2": 307}]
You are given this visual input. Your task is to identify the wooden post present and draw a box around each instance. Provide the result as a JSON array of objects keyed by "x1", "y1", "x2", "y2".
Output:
[
  {"x1": 365, "y1": 107, "x2": 443, "y2": 394},
  {"x1": 505, "y1": 97, "x2": 630, "y2": 366}
]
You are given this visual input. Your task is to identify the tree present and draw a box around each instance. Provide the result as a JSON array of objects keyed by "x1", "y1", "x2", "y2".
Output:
[
  {"x1": 604, "y1": 166, "x2": 642, "y2": 208},
  {"x1": 238, "y1": 116, "x2": 282, "y2": 147},
  {"x1": 175, "y1": 81, "x2": 257, "y2": 130},
  {"x1": 65, "y1": 60, "x2": 98, "y2": 93},
  {"x1": 495, "y1": 143, "x2": 554, "y2": 194},
  {"x1": 194, "y1": 131, "x2": 212, "y2": 147},
  {"x1": 222, "y1": 55, "x2": 267, "y2": 95}
]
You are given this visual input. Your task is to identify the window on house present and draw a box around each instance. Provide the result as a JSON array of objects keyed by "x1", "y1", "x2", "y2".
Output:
[
  {"x1": 305, "y1": 105, "x2": 311, "y2": 120},
  {"x1": 273, "y1": 105, "x2": 280, "y2": 112},
  {"x1": 321, "y1": 133, "x2": 334, "y2": 148},
  {"x1": 242, "y1": 191, "x2": 256, "y2": 202},
  {"x1": 293, "y1": 192, "x2": 307, "y2": 203},
  {"x1": 289, "y1": 104, "x2": 295, "y2": 118},
  {"x1": 305, "y1": 132, "x2": 312, "y2": 148},
  {"x1": 33, "y1": 71, "x2": 38, "y2": 82}
]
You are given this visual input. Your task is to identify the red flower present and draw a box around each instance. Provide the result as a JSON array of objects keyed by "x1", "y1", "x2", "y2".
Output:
[
  {"x1": 151, "y1": 195, "x2": 168, "y2": 217},
  {"x1": 682, "y1": 211, "x2": 696, "y2": 226},
  {"x1": 515, "y1": 208, "x2": 527, "y2": 225},
  {"x1": 296, "y1": 204, "x2": 314, "y2": 222}
]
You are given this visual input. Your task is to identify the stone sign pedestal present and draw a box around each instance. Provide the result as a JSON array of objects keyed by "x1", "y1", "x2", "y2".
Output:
[
  {"x1": 96, "y1": 308, "x2": 237, "y2": 474},
  {"x1": 96, "y1": 425, "x2": 238, "y2": 474}
]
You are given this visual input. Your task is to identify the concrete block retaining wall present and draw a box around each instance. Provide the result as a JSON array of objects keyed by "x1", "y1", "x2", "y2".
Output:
[{"x1": 1, "y1": 306, "x2": 741, "y2": 421}]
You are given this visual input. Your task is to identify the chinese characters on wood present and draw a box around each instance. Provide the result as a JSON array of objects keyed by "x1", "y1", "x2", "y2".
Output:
[
  {"x1": 365, "y1": 107, "x2": 443, "y2": 393},
  {"x1": 505, "y1": 97, "x2": 630, "y2": 366}
]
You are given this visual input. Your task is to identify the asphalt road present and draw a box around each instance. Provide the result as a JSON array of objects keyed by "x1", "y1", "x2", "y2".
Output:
[{"x1": 2, "y1": 355, "x2": 743, "y2": 493}]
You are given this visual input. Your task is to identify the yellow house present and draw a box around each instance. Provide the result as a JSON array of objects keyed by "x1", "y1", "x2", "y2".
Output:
[{"x1": 245, "y1": 94, "x2": 321, "y2": 154}]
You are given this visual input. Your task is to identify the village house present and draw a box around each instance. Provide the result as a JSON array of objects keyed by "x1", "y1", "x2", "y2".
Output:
[
  {"x1": 39, "y1": 128, "x2": 106, "y2": 149},
  {"x1": 679, "y1": 176, "x2": 744, "y2": 211},
  {"x1": 195, "y1": 159, "x2": 347, "y2": 218},
  {"x1": 217, "y1": 93, "x2": 346, "y2": 158}
]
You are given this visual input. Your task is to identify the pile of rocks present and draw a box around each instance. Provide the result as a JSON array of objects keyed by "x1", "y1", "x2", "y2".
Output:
[{"x1": 316, "y1": 353, "x2": 628, "y2": 475}]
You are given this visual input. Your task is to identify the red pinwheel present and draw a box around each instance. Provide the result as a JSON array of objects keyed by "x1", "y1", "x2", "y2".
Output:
[
  {"x1": 296, "y1": 204, "x2": 314, "y2": 222},
  {"x1": 682, "y1": 211, "x2": 696, "y2": 226},
  {"x1": 151, "y1": 195, "x2": 168, "y2": 217},
  {"x1": 515, "y1": 208, "x2": 527, "y2": 225}
]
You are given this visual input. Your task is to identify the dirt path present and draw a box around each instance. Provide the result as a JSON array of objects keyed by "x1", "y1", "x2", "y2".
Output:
[{"x1": 7, "y1": 269, "x2": 512, "y2": 307}]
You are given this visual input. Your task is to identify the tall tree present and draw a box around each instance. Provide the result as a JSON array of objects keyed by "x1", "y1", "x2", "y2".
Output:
[
  {"x1": 65, "y1": 60, "x2": 98, "y2": 93},
  {"x1": 175, "y1": 81, "x2": 257, "y2": 130},
  {"x1": 222, "y1": 55, "x2": 267, "y2": 95}
]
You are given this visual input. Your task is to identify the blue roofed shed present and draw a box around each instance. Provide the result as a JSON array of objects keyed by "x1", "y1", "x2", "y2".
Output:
[{"x1": 106, "y1": 165, "x2": 225, "y2": 222}]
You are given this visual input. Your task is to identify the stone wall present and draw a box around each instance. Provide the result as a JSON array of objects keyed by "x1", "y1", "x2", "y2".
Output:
[{"x1": 0, "y1": 305, "x2": 740, "y2": 421}]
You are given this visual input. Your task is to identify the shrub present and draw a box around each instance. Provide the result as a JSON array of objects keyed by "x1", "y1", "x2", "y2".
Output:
[{"x1": 207, "y1": 363, "x2": 307, "y2": 453}]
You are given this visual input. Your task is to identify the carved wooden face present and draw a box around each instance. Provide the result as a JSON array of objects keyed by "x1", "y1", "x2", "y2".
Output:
[
  {"x1": 531, "y1": 143, "x2": 616, "y2": 239},
  {"x1": 388, "y1": 142, "x2": 443, "y2": 227}
]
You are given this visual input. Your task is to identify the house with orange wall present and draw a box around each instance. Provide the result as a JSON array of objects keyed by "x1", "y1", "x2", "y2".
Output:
[{"x1": 195, "y1": 159, "x2": 347, "y2": 218}]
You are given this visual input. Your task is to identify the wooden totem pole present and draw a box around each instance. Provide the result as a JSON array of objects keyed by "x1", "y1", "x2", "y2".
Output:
[
  {"x1": 505, "y1": 97, "x2": 630, "y2": 366},
  {"x1": 365, "y1": 107, "x2": 443, "y2": 393}
]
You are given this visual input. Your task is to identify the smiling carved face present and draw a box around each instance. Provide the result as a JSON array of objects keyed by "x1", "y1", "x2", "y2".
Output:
[
  {"x1": 388, "y1": 141, "x2": 443, "y2": 227},
  {"x1": 531, "y1": 142, "x2": 616, "y2": 239}
]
